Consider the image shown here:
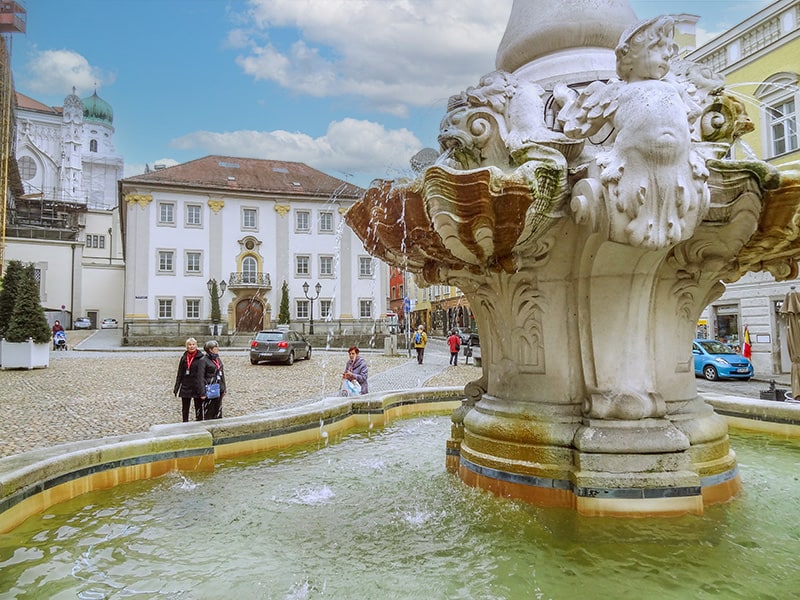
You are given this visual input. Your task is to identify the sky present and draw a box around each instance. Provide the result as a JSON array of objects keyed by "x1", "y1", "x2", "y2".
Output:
[{"x1": 9, "y1": 0, "x2": 775, "y2": 188}]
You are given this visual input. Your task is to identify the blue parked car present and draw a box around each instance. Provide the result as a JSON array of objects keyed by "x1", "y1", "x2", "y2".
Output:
[{"x1": 692, "y1": 339, "x2": 753, "y2": 381}]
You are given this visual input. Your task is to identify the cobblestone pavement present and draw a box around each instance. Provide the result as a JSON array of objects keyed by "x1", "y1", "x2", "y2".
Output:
[
  {"x1": 0, "y1": 329, "x2": 784, "y2": 459},
  {"x1": 0, "y1": 333, "x2": 477, "y2": 458}
]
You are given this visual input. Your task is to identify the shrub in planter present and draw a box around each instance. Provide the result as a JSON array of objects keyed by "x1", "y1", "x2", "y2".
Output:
[
  {"x1": 0, "y1": 259, "x2": 25, "y2": 338},
  {"x1": 4, "y1": 263, "x2": 51, "y2": 343}
]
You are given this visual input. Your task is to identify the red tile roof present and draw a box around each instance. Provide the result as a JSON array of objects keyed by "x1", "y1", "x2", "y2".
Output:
[
  {"x1": 122, "y1": 155, "x2": 363, "y2": 199},
  {"x1": 15, "y1": 92, "x2": 62, "y2": 115}
]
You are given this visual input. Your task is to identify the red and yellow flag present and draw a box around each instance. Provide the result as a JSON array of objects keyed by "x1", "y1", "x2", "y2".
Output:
[{"x1": 743, "y1": 325, "x2": 752, "y2": 358}]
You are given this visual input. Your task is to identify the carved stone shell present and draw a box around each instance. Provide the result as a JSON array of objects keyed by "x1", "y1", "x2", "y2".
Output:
[{"x1": 344, "y1": 163, "x2": 567, "y2": 281}]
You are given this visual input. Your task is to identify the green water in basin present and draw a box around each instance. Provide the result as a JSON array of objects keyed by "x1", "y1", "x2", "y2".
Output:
[{"x1": 1, "y1": 417, "x2": 798, "y2": 599}]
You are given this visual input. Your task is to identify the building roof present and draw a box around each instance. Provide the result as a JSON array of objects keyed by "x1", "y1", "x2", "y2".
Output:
[
  {"x1": 15, "y1": 92, "x2": 62, "y2": 116},
  {"x1": 121, "y1": 155, "x2": 364, "y2": 198}
]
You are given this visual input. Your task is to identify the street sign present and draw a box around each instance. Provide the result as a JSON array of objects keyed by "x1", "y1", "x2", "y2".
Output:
[{"x1": 404, "y1": 297, "x2": 411, "y2": 313}]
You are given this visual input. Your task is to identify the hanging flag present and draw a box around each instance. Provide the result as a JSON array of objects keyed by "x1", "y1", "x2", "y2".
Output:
[{"x1": 743, "y1": 326, "x2": 752, "y2": 358}]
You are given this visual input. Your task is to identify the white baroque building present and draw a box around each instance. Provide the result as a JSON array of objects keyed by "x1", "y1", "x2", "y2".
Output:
[
  {"x1": 7, "y1": 89, "x2": 124, "y2": 327},
  {"x1": 119, "y1": 156, "x2": 389, "y2": 343}
]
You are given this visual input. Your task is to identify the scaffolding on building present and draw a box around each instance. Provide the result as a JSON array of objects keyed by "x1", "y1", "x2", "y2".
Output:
[{"x1": 0, "y1": 0, "x2": 26, "y2": 272}]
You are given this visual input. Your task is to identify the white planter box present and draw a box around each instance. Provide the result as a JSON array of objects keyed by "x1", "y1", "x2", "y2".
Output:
[{"x1": 0, "y1": 338, "x2": 50, "y2": 370}]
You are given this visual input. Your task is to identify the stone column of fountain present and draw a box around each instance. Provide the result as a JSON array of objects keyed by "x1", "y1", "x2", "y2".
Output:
[{"x1": 345, "y1": 0, "x2": 799, "y2": 516}]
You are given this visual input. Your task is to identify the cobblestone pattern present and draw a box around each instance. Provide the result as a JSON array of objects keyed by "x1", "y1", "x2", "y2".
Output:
[{"x1": 0, "y1": 346, "x2": 476, "y2": 459}]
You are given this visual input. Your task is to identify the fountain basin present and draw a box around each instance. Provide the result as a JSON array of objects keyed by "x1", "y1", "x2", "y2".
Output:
[
  {"x1": 0, "y1": 406, "x2": 798, "y2": 598},
  {"x1": 1, "y1": 387, "x2": 798, "y2": 535},
  {"x1": 0, "y1": 388, "x2": 463, "y2": 534}
]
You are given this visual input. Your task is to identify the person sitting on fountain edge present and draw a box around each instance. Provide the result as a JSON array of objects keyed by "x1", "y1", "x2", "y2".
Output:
[{"x1": 342, "y1": 346, "x2": 368, "y2": 395}]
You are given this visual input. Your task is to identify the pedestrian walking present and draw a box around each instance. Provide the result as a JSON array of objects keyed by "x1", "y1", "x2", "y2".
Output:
[
  {"x1": 173, "y1": 337, "x2": 206, "y2": 422},
  {"x1": 447, "y1": 330, "x2": 461, "y2": 365},
  {"x1": 413, "y1": 324, "x2": 428, "y2": 365},
  {"x1": 341, "y1": 346, "x2": 368, "y2": 395},
  {"x1": 201, "y1": 340, "x2": 226, "y2": 419}
]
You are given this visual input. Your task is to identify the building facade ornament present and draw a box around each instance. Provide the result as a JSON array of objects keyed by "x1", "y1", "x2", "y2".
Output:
[{"x1": 124, "y1": 193, "x2": 153, "y2": 207}]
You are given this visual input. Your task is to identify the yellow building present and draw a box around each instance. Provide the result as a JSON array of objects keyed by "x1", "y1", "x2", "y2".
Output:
[{"x1": 687, "y1": 0, "x2": 800, "y2": 376}]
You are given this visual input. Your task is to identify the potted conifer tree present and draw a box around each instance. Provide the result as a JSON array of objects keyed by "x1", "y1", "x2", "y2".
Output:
[{"x1": 0, "y1": 261, "x2": 52, "y2": 369}]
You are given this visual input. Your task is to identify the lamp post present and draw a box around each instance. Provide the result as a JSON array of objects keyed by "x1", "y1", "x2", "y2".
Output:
[
  {"x1": 302, "y1": 281, "x2": 322, "y2": 335},
  {"x1": 207, "y1": 278, "x2": 227, "y2": 336}
]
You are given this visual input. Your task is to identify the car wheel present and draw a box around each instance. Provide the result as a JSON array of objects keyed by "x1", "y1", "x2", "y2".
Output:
[
  {"x1": 286, "y1": 351, "x2": 295, "y2": 365},
  {"x1": 305, "y1": 346, "x2": 312, "y2": 360},
  {"x1": 702, "y1": 365, "x2": 719, "y2": 381},
  {"x1": 250, "y1": 357, "x2": 259, "y2": 365}
]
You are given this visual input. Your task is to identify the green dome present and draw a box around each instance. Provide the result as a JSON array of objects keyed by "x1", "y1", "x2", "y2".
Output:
[{"x1": 82, "y1": 91, "x2": 113, "y2": 125}]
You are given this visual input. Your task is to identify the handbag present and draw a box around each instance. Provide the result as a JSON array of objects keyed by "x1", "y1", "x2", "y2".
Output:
[
  {"x1": 205, "y1": 382, "x2": 221, "y2": 399},
  {"x1": 341, "y1": 378, "x2": 361, "y2": 396}
]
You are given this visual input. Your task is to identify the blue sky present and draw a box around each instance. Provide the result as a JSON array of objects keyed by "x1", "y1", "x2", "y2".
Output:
[{"x1": 10, "y1": 0, "x2": 773, "y2": 188}]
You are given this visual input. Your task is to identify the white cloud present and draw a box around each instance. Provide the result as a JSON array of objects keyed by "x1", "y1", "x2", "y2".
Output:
[
  {"x1": 124, "y1": 158, "x2": 179, "y2": 178},
  {"x1": 234, "y1": 0, "x2": 513, "y2": 114},
  {"x1": 170, "y1": 118, "x2": 423, "y2": 185},
  {"x1": 22, "y1": 49, "x2": 114, "y2": 97}
]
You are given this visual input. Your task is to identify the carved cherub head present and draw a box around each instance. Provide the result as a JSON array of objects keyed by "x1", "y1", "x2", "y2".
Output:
[{"x1": 615, "y1": 15, "x2": 677, "y2": 82}]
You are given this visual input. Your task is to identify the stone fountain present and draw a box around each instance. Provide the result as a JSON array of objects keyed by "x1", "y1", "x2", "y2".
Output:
[{"x1": 345, "y1": 0, "x2": 800, "y2": 516}]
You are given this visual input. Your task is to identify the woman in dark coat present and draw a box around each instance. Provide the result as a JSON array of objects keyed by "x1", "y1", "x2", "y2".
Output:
[
  {"x1": 173, "y1": 337, "x2": 206, "y2": 422},
  {"x1": 201, "y1": 340, "x2": 226, "y2": 419}
]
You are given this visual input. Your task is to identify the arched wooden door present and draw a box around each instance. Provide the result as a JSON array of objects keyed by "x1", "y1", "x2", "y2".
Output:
[{"x1": 236, "y1": 298, "x2": 264, "y2": 332}]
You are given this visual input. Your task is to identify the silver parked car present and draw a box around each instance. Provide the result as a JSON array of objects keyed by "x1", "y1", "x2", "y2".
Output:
[
  {"x1": 74, "y1": 317, "x2": 92, "y2": 329},
  {"x1": 249, "y1": 329, "x2": 312, "y2": 365}
]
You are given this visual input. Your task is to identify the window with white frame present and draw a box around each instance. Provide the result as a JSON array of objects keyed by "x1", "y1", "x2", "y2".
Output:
[
  {"x1": 186, "y1": 204, "x2": 202, "y2": 226},
  {"x1": 296, "y1": 255, "x2": 310, "y2": 276},
  {"x1": 158, "y1": 298, "x2": 173, "y2": 318},
  {"x1": 768, "y1": 98, "x2": 798, "y2": 156},
  {"x1": 296, "y1": 299, "x2": 309, "y2": 319},
  {"x1": 320, "y1": 299, "x2": 332, "y2": 319},
  {"x1": 158, "y1": 250, "x2": 175, "y2": 273},
  {"x1": 158, "y1": 202, "x2": 175, "y2": 225},
  {"x1": 756, "y1": 73, "x2": 799, "y2": 159},
  {"x1": 320, "y1": 255, "x2": 334, "y2": 277},
  {"x1": 319, "y1": 211, "x2": 334, "y2": 233},
  {"x1": 242, "y1": 207, "x2": 257, "y2": 230},
  {"x1": 185, "y1": 251, "x2": 202, "y2": 274},
  {"x1": 296, "y1": 210, "x2": 310, "y2": 232},
  {"x1": 359, "y1": 256, "x2": 374, "y2": 278},
  {"x1": 86, "y1": 234, "x2": 106, "y2": 249},
  {"x1": 242, "y1": 255, "x2": 257, "y2": 283},
  {"x1": 186, "y1": 298, "x2": 201, "y2": 319},
  {"x1": 359, "y1": 299, "x2": 372, "y2": 319}
]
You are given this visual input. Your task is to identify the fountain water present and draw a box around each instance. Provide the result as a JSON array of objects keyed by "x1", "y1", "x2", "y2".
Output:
[
  {"x1": 1, "y1": 417, "x2": 798, "y2": 597},
  {"x1": 344, "y1": 0, "x2": 800, "y2": 516}
]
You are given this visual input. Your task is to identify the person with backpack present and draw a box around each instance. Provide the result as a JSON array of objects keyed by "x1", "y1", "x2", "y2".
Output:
[
  {"x1": 413, "y1": 324, "x2": 428, "y2": 364},
  {"x1": 447, "y1": 330, "x2": 461, "y2": 365}
]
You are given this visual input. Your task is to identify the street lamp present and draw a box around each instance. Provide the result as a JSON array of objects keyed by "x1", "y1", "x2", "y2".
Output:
[
  {"x1": 302, "y1": 281, "x2": 322, "y2": 334},
  {"x1": 207, "y1": 278, "x2": 227, "y2": 336}
]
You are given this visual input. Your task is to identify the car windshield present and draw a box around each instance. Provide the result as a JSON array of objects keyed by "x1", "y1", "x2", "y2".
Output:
[
  {"x1": 698, "y1": 340, "x2": 736, "y2": 355},
  {"x1": 256, "y1": 332, "x2": 283, "y2": 342}
]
